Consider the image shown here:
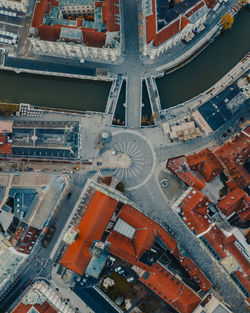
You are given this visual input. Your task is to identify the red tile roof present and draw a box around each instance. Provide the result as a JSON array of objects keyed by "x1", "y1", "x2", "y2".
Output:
[
  {"x1": 217, "y1": 187, "x2": 250, "y2": 221},
  {"x1": 0, "y1": 134, "x2": 12, "y2": 155},
  {"x1": 141, "y1": 264, "x2": 201, "y2": 313},
  {"x1": 204, "y1": 226, "x2": 227, "y2": 258},
  {"x1": 233, "y1": 270, "x2": 250, "y2": 294},
  {"x1": 214, "y1": 130, "x2": 250, "y2": 189},
  {"x1": 186, "y1": 149, "x2": 223, "y2": 183},
  {"x1": 153, "y1": 19, "x2": 180, "y2": 47},
  {"x1": 145, "y1": 0, "x2": 156, "y2": 44},
  {"x1": 60, "y1": 191, "x2": 118, "y2": 275},
  {"x1": 185, "y1": 1, "x2": 204, "y2": 18},
  {"x1": 146, "y1": 14, "x2": 156, "y2": 44},
  {"x1": 59, "y1": 191, "x2": 211, "y2": 308},
  {"x1": 166, "y1": 156, "x2": 206, "y2": 190},
  {"x1": 103, "y1": 0, "x2": 120, "y2": 32},
  {"x1": 82, "y1": 29, "x2": 106, "y2": 47},
  {"x1": 12, "y1": 301, "x2": 57, "y2": 313},
  {"x1": 226, "y1": 235, "x2": 250, "y2": 276},
  {"x1": 180, "y1": 188, "x2": 211, "y2": 235},
  {"x1": 32, "y1": 0, "x2": 117, "y2": 46},
  {"x1": 203, "y1": 0, "x2": 218, "y2": 8},
  {"x1": 180, "y1": 16, "x2": 190, "y2": 31}
]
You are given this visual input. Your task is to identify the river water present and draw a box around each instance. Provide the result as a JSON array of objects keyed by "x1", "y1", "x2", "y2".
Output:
[
  {"x1": 0, "y1": 8, "x2": 249, "y2": 112},
  {"x1": 157, "y1": 8, "x2": 250, "y2": 109}
]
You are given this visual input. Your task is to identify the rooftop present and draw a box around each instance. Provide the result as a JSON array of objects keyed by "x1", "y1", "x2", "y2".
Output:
[
  {"x1": 60, "y1": 190, "x2": 212, "y2": 312},
  {"x1": 31, "y1": 0, "x2": 120, "y2": 48}
]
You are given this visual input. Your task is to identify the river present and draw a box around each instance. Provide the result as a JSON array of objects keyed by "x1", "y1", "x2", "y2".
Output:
[
  {"x1": 0, "y1": 8, "x2": 249, "y2": 112},
  {"x1": 157, "y1": 8, "x2": 250, "y2": 109}
]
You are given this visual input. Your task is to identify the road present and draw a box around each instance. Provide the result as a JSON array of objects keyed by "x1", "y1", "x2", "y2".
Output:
[{"x1": 0, "y1": 175, "x2": 89, "y2": 312}]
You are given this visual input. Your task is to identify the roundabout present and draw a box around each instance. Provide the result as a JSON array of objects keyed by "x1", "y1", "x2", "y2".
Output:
[{"x1": 97, "y1": 129, "x2": 156, "y2": 191}]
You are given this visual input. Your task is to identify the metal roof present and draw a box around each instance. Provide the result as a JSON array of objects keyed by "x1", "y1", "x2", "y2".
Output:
[{"x1": 113, "y1": 218, "x2": 136, "y2": 239}]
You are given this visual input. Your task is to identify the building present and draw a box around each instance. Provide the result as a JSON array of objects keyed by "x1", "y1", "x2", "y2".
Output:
[
  {"x1": 143, "y1": 0, "x2": 218, "y2": 58},
  {"x1": 60, "y1": 189, "x2": 212, "y2": 313},
  {"x1": 0, "y1": 0, "x2": 28, "y2": 12},
  {"x1": 11, "y1": 280, "x2": 75, "y2": 313},
  {"x1": 0, "y1": 173, "x2": 68, "y2": 254},
  {"x1": 29, "y1": 0, "x2": 121, "y2": 61},
  {"x1": 0, "y1": 120, "x2": 80, "y2": 160},
  {"x1": 167, "y1": 128, "x2": 250, "y2": 301}
]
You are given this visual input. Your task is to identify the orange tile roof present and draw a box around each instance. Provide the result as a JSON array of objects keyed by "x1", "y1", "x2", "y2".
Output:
[
  {"x1": 82, "y1": 29, "x2": 106, "y2": 47},
  {"x1": 180, "y1": 188, "x2": 211, "y2": 235},
  {"x1": 185, "y1": 1, "x2": 204, "y2": 17},
  {"x1": 179, "y1": 171, "x2": 206, "y2": 190},
  {"x1": 12, "y1": 301, "x2": 57, "y2": 313},
  {"x1": 226, "y1": 235, "x2": 250, "y2": 276},
  {"x1": 0, "y1": 134, "x2": 12, "y2": 155},
  {"x1": 108, "y1": 203, "x2": 211, "y2": 292},
  {"x1": 217, "y1": 187, "x2": 250, "y2": 221},
  {"x1": 167, "y1": 156, "x2": 206, "y2": 190},
  {"x1": 32, "y1": 0, "x2": 115, "y2": 46},
  {"x1": 103, "y1": 0, "x2": 120, "y2": 32},
  {"x1": 186, "y1": 148, "x2": 223, "y2": 183},
  {"x1": 233, "y1": 270, "x2": 250, "y2": 294},
  {"x1": 180, "y1": 16, "x2": 190, "y2": 31},
  {"x1": 146, "y1": 14, "x2": 156, "y2": 44},
  {"x1": 145, "y1": 0, "x2": 156, "y2": 43},
  {"x1": 153, "y1": 19, "x2": 180, "y2": 47},
  {"x1": 204, "y1": 226, "x2": 227, "y2": 258},
  {"x1": 203, "y1": 0, "x2": 218, "y2": 8},
  {"x1": 60, "y1": 191, "x2": 118, "y2": 275},
  {"x1": 214, "y1": 130, "x2": 250, "y2": 189},
  {"x1": 141, "y1": 264, "x2": 201, "y2": 313}
]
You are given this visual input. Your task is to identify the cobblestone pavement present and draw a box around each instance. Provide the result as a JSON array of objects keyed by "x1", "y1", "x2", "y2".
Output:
[{"x1": 98, "y1": 129, "x2": 156, "y2": 191}]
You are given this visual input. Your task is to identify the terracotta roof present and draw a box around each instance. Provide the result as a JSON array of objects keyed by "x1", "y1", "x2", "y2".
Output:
[
  {"x1": 60, "y1": 191, "x2": 118, "y2": 275},
  {"x1": 102, "y1": 0, "x2": 120, "y2": 32},
  {"x1": 226, "y1": 235, "x2": 250, "y2": 276},
  {"x1": 153, "y1": 19, "x2": 180, "y2": 47},
  {"x1": 0, "y1": 134, "x2": 12, "y2": 155},
  {"x1": 37, "y1": 25, "x2": 61, "y2": 41},
  {"x1": 145, "y1": 0, "x2": 156, "y2": 43},
  {"x1": 180, "y1": 188, "x2": 211, "y2": 235},
  {"x1": 82, "y1": 29, "x2": 106, "y2": 47},
  {"x1": 146, "y1": 14, "x2": 156, "y2": 43},
  {"x1": 203, "y1": 0, "x2": 218, "y2": 8},
  {"x1": 180, "y1": 16, "x2": 190, "y2": 31},
  {"x1": 233, "y1": 270, "x2": 250, "y2": 294},
  {"x1": 214, "y1": 130, "x2": 250, "y2": 189},
  {"x1": 108, "y1": 203, "x2": 178, "y2": 265},
  {"x1": 185, "y1": 1, "x2": 204, "y2": 17},
  {"x1": 217, "y1": 187, "x2": 250, "y2": 221},
  {"x1": 32, "y1": 0, "x2": 116, "y2": 45},
  {"x1": 186, "y1": 148, "x2": 223, "y2": 183},
  {"x1": 12, "y1": 301, "x2": 57, "y2": 313},
  {"x1": 166, "y1": 156, "x2": 206, "y2": 190},
  {"x1": 108, "y1": 203, "x2": 211, "y2": 292},
  {"x1": 204, "y1": 226, "x2": 227, "y2": 258},
  {"x1": 141, "y1": 264, "x2": 201, "y2": 313}
]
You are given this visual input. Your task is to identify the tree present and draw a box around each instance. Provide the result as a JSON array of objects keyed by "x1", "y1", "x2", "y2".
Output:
[
  {"x1": 221, "y1": 13, "x2": 234, "y2": 30},
  {"x1": 101, "y1": 176, "x2": 112, "y2": 186},
  {"x1": 115, "y1": 181, "x2": 125, "y2": 193}
]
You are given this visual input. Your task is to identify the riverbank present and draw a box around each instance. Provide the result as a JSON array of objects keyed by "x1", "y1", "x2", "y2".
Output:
[{"x1": 157, "y1": 7, "x2": 250, "y2": 109}]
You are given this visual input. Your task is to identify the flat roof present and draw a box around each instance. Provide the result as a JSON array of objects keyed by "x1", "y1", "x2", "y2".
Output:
[{"x1": 113, "y1": 218, "x2": 136, "y2": 239}]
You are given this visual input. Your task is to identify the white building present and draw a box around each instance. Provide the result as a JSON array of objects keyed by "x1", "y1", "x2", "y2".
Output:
[{"x1": 0, "y1": 0, "x2": 28, "y2": 12}]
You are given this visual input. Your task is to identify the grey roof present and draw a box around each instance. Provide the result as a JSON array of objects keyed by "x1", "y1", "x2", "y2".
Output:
[
  {"x1": 0, "y1": 210, "x2": 13, "y2": 232},
  {"x1": 211, "y1": 304, "x2": 232, "y2": 313},
  {"x1": 113, "y1": 218, "x2": 136, "y2": 239}
]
